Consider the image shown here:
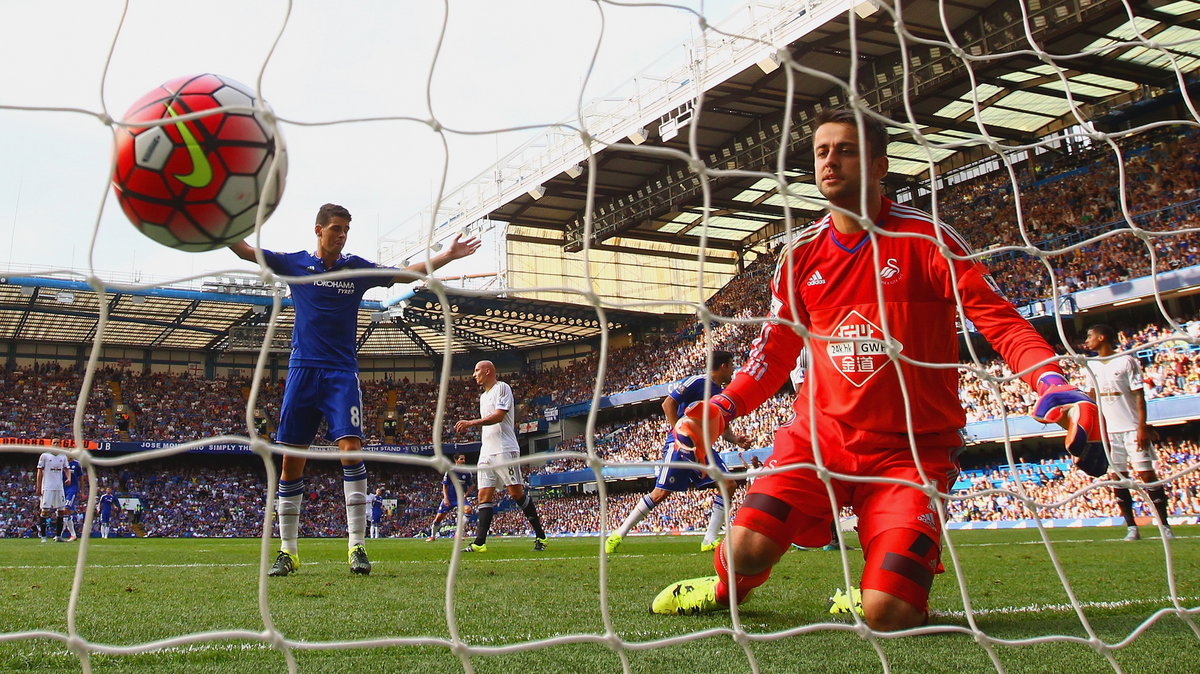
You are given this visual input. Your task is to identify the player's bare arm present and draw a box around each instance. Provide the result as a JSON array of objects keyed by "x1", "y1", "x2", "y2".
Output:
[
  {"x1": 228, "y1": 240, "x2": 257, "y2": 262},
  {"x1": 661, "y1": 395, "x2": 680, "y2": 428},
  {"x1": 1134, "y1": 386, "x2": 1158, "y2": 448},
  {"x1": 454, "y1": 407, "x2": 507, "y2": 434},
  {"x1": 393, "y1": 233, "x2": 482, "y2": 283},
  {"x1": 722, "y1": 426, "x2": 752, "y2": 449}
]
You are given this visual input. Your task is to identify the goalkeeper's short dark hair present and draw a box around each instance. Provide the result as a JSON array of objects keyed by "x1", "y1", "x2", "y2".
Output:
[
  {"x1": 711, "y1": 350, "x2": 735, "y2": 370},
  {"x1": 812, "y1": 108, "x2": 888, "y2": 159}
]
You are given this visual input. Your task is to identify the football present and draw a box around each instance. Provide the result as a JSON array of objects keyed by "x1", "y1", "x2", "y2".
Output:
[
  {"x1": 673, "y1": 400, "x2": 727, "y2": 464},
  {"x1": 112, "y1": 74, "x2": 287, "y2": 251}
]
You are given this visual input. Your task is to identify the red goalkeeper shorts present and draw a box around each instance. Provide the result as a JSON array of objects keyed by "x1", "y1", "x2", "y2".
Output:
[{"x1": 734, "y1": 411, "x2": 961, "y2": 591}]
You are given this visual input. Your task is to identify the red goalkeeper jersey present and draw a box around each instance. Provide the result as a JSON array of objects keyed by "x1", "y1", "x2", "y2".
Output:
[{"x1": 724, "y1": 197, "x2": 1061, "y2": 438}]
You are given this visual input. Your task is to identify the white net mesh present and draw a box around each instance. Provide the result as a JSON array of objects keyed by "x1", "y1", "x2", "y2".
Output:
[{"x1": 3, "y1": 0, "x2": 1200, "y2": 672}]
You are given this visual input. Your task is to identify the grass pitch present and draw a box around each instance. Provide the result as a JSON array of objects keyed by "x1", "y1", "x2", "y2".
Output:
[{"x1": 2, "y1": 528, "x2": 1199, "y2": 673}]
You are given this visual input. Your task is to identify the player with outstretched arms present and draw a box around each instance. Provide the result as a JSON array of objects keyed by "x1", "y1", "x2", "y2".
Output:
[
  {"x1": 651, "y1": 108, "x2": 1105, "y2": 630},
  {"x1": 606, "y1": 350, "x2": 751, "y2": 554},
  {"x1": 426, "y1": 453, "x2": 475, "y2": 541},
  {"x1": 455, "y1": 360, "x2": 548, "y2": 553},
  {"x1": 230, "y1": 202, "x2": 480, "y2": 577},
  {"x1": 35, "y1": 447, "x2": 71, "y2": 543},
  {"x1": 1083, "y1": 323, "x2": 1174, "y2": 541}
]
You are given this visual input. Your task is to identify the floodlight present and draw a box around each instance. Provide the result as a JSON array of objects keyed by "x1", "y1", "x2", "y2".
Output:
[
  {"x1": 855, "y1": 1, "x2": 879, "y2": 19},
  {"x1": 756, "y1": 53, "x2": 780, "y2": 74}
]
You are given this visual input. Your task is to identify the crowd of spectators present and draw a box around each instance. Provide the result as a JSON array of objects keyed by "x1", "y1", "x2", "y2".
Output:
[
  {"x1": 506, "y1": 126, "x2": 1200, "y2": 412},
  {"x1": 4, "y1": 125, "x2": 1200, "y2": 539},
  {"x1": 959, "y1": 317, "x2": 1200, "y2": 423},
  {"x1": 3, "y1": 216, "x2": 1196, "y2": 452},
  {"x1": 3, "y1": 435, "x2": 1197, "y2": 539},
  {"x1": 531, "y1": 392, "x2": 794, "y2": 475},
  {"x1": 937, "y1": 128, "x2": 1198, "y2": 252},
  {"x1": 0, "y1": 361, "x2": 110, "y2": 440},
  {"x1": 947, "y1": 437, "x2": 1200, "y2": 523},
  {"x1": 0, "y1": 366, "x2": 548, "y2": 448},
  {"x1": 0, "y1": 457, "x2": 450, "y2": 540},
  {"x1": 935, "y1": 127, "x2": 1200, "y2": 307},
  {"x1": 489, "y1": 487, "x2": 741, "y2": 538}
]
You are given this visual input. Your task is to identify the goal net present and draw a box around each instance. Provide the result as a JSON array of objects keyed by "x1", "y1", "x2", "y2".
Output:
[{"x1": 3, "y1": 0, "x2": 1200, "y2": 672}]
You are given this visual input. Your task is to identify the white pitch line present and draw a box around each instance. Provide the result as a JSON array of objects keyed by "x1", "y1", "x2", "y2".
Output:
[
  {"x1": 9, "y1": 595, "x2": 1200, "y2": 662},
  {"x1": 0, "y1": 554, "x2": 632, "y2": 571},
  {"x1": 931, "y1": 595, "x2": 1200, "y2": 618},
  {"x1": 1, "y1": 533, "x2": 1187, "y2": 571},
  {"x1": 947, "y1": 535, "x2": 1188, "y2": 548}
]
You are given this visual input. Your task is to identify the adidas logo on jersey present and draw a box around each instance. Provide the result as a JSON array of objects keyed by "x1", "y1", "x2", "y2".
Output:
[{"x1": 807, "y1": 271, "x2": 826, "y2": 286}]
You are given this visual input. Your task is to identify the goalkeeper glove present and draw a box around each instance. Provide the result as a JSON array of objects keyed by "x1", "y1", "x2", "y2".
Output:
[
  {"x1": 673, "y1": 394, "x2": 737, "y2": 464},
  {"x1": 1032, "y1": 373, "x2": 1107, "y2": 477}
]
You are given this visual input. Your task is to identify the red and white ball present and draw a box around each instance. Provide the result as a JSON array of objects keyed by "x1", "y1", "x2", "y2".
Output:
[{"x1": 112, "y1": 74, "x2": 287, "y2": 251}]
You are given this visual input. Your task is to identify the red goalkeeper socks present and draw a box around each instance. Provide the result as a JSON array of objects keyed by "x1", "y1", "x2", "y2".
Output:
[{"x1": 713, "y1": 540, "x2": 772, "y2": 606}]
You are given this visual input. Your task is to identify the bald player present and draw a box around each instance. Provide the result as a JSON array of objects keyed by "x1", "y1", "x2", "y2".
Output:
[{"x1": 455, "y1": 360, "x2": 548, "y2": 552}]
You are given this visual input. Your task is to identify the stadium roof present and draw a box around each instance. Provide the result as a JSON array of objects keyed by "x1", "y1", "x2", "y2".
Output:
[
  {"x1": 397, "y1": 0, "x2": 1200, "y2": 301},
  {"x1": 0, "y1": 275, "x2": 669, "y2": 356},
  {"x1": 7, "y1": 0, "x2": 1196, "y2": 359}
]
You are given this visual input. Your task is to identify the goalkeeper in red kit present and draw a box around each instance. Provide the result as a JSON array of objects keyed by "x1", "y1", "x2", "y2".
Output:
[{"x1": 651, "y1": 108, "x2": 1105, "y2": 630}]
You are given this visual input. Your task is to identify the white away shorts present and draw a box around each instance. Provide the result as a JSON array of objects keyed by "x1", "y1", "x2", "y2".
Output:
[{"x1": 477, "y1": 451, "x2": 523, "y2": 489}]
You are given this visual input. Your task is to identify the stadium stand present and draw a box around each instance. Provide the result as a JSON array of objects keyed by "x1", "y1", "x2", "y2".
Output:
[
  {"x1": 4, "y1": 124, "x2": 1200, "y2": 540},
  {"x1": 948, "y1": 437, "x2": 1200, "y2": 522},
  {"x1": 3, "y1": 436, "x2": 1199, "y2": 539}
]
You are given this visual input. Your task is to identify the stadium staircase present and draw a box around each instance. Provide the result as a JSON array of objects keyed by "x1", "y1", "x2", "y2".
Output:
[
  {"x1": 131, "y1": 522, "x2": 146, "y2": 537},
  {"x1": 241, "y1": 385, "x2": 273, "y2": 436},
  {"x1": 108, "y1": 380, "x2": 130, "y2": 441},
  {"x1": 381, "y1": 389, "x2": 400, "y2": 438}
]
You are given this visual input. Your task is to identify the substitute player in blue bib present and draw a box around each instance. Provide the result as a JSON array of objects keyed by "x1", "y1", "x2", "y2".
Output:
[
  {"x1": 230, "y1": 203, "x2": 480, "y2": 577},
  {"x1": 61, "y1": 454, "x2": 84, "y2": 541},
  {"x1": 606, "y1": 350, "x2": 751, "y2": 554},
  {"x1": 426, "y1": 454, "x2": 476, "y2": 541}
]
